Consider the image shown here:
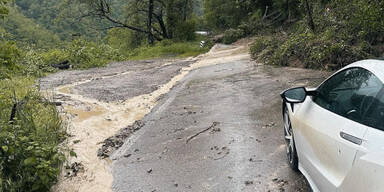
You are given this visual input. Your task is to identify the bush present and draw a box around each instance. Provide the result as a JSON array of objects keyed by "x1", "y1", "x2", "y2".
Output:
[
  {"x1": 251, "y1": 29, "x2": 373, "y2": 70},
  {"x1": 39, "y1": 49, "x2": 68, "y2": 68},
  {"x1": 174, "y1": 19, "x2": 197, "y2": 41},
  {"x1": 105, "y1": 28, "x2": 145, "y2": 50},
  {"x1": 20, "y1": 48, "x2": 61, "y2": 77},
  {"x1": 0, "y1": 77, "x2": 66, "y2": 192},
  {"x1": 1, "y1": 38, "x2": 127, "y2": 79},
  {"x1": 127, "y1": 40, "x2": 211, "y2": 60},
  {"x1": 222, "y1": 28, "x2": 246, "y2": 44},
  {"x1": 249, "y1": 37, "x2": 273, "y2": 56},
  {"x1": 329, "y1": 0, "x2": 384, "y2": 44},
  {"x1": 0, "y1": 41, "x2": 21, "y2": 79},
  {"x1": 67, "y1": 39, "x2": 124, "y2": 69}
]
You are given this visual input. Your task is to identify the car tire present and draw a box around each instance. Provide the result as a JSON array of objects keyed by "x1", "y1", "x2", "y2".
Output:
[{"x1": 283, "y1": 104, "x2": 299, "y2": 171}]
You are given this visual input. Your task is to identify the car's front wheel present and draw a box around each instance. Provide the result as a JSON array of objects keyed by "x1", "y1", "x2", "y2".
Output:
[{"x1": 283, "y1": 105, "x2": 299, "y2": 171}]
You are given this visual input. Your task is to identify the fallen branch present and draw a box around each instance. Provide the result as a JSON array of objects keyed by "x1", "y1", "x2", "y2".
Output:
[
  {"x1": 51, "y1": 60, "x2": 70, "y2": 70},
  {"x1": 186, "y1": 122, "x2": 219, "y2": 144},
  {"x1": 214, "y1": 151, "x2": 230, "y2": 160},
  {"x1": 9, "y1": 101, "x2": 24, "y2": 124}
]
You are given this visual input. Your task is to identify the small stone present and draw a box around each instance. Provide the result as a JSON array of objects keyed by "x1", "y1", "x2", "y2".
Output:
[
  {"x1": 147, "y1": 169, "x2": 153, "y2": 174},
  {"x1": 124, "y1": 154, "x2": 132, "y2": 158},
  {"x1": 272, "y1": 178, "x2": 279, "y2": 182},
  {"x1": 245, "y1": 181, "x2": 254, "y2": 185}
]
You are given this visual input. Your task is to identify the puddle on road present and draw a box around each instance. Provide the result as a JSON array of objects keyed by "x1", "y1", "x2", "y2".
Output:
[
  {"x1": 50, "y1": 44, "x2": 249, "y2": 192},
  {"x1": 58, "y1": 86, "x2": 71, "y2": 94},
  {"x1": 66, "y1": 105, "x2": 106, "y2": 121}
]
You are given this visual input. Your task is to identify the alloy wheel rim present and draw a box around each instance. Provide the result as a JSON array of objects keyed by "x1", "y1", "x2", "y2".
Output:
[{"x1": 284, "y1": 109, "x2": 294, "y2": 163}]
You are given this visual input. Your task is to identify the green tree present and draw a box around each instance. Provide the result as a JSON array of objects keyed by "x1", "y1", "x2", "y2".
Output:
[
  {"x1": 15, "y1": 0, "x2": 109, "y2": 41},
  {"x1": 0, "y1": 0, "x2": 8, "y2": 18},
  {"x1": 0, "y1": 6, "x2": 61, "y2": 48},
  {"x1": 78, "y1": 0, "x2": 196, "y2": 44}
]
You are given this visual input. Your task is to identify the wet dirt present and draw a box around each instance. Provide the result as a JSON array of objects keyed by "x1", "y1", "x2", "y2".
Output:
[
  {"x1": 41, "y1": 43, "x2": 331, "y2": 192},
  {"x1": 42, "y1": 58, "x2": 199, "y2": 192}
]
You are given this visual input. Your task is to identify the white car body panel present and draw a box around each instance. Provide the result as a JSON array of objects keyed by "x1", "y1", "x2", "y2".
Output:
[{"x1": 285, "y1": 60, "x2": 384, "y2": 192}]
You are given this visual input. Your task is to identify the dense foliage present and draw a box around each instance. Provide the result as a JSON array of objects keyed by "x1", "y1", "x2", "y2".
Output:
[
  {"x1": 0, "y1": 0, "x2": 9, "y2": 18},
  {"x1": 76, "y1": 0, "x2": 201, "y2": 46},
  {"x1": 14, "y1": 0, "x2": 109, "y2": 41},
  {"x1": 0, "y1": 78, "x2": 66, "y2": 192},
  {"x1": 204, "y1": 0, "x2": 384, "y2": 70},
  {"x1": 127, "y1": 38, "x2": 211, "y2": 60},
  {"x1": 0, "y1": 4, "x2": 67, "y2": 189}
]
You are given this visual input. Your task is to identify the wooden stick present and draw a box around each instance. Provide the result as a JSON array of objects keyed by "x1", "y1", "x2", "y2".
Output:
[{"x1": 186, "y1": 122, "x2": 219, "y2": 144}]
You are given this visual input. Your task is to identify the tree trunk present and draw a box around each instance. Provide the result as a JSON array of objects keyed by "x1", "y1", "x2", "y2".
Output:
[
  {"x1": 166, "y1": 0, "x2": 176, "y2": 39},
  {"x1": 304, "y1": 0, "x2": 315, "y2": 31},
  {"x1": 147, "y1": 0, "x2": 154, "y2": 45},
  {"x1": 183, "y1": 0, "x2": 188, "y2": 21},
  {"x1": 155, "y1": 12, "x2": 169, "y2": 39},
  {"x1": 286, "y1": 0, "x2": 290, "y2": 21}
]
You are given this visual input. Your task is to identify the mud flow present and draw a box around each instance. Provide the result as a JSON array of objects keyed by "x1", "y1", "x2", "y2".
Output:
[{"x1": 42, "y1": 44, "x2": 247, "y2": 192}]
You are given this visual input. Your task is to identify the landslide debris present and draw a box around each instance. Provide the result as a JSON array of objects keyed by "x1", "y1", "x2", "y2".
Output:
[{"x1": 97, "y1": 120, "x2": 145, "y2": 158}]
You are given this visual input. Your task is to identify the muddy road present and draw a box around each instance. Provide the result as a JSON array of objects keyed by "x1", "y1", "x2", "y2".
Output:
[{"x1": 42, "y1": 44, "x2": 329, "y2": 192}]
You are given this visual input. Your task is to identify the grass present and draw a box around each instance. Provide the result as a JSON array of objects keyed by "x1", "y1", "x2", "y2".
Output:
[
  {"x1": 126, "y1": 40, "x2": 212, "y2": 60},
  {"x1": 0, "y1": 76, "x2": 66, "y2": 192}
]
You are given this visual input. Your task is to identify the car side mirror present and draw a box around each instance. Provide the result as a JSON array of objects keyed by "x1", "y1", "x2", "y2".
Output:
[{"x1": 281, "y1": 87, "x2": 307, "y2": 103}]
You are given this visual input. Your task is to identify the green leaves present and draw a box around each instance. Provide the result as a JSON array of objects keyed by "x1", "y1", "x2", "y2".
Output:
[
  {"x1": 23, "y1": 157, "x2": 37, "y2": 166},
  {"x1": 69, "y1": 150, "x2": 77, "y2": 157},
  {"x1": 0, "y1": 77, "x2": 66, "y2": 192},
  {"x1": 67, "y1": 39, "x2": 124, "y2": 69},
  {"x1": 0, "y1": 0, "x2": 9, "y2": 19},
  {"x1": 0, "y1": 41, "x2": 21, "y2": 67},
  {"x1": 1, "y1": 146, "x2": 8, "y2": 152}
]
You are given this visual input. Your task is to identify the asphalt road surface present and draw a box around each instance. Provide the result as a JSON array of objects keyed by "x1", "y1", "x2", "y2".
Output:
[
  {"x1": 42, "y1": 44, "x2": 329, "y2": 192},
  {"x1": 109, "y1": 45, "x2": 328, "y2": 192}
]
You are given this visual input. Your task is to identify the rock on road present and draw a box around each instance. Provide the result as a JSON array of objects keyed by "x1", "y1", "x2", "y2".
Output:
[{"x1": 42, "y1": 43, "x2": 329, "y2": 192}]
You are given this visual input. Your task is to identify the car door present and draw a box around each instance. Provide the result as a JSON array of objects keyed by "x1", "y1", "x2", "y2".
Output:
[
  {"x1": 339, "y1": 81, "x2": 384, "y2": 192},
  {"x1": 292, "y1": 67, "x2": 381, "y2": 191}
]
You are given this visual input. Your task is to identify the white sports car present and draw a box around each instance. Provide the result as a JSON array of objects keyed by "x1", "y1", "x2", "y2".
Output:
[{"x1": 281, "y1": 59, "x2": 384, "y2": 192}]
